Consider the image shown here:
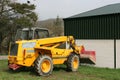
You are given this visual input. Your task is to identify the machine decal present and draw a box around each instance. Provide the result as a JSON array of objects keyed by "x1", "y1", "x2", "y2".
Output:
[
  {"x1": 22, "y1": 42, "x2": 36, "y2": 48},
  {"x1": 26, "y1": 50, "x2": 35, "y2": 53}
]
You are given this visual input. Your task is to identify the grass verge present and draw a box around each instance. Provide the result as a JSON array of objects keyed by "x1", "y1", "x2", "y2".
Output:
[{"x1": 0, "y1": 60, "x2": 120, "y2": 80}]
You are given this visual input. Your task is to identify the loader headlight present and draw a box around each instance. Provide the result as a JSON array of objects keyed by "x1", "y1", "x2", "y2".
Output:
[{"x1": 22, "y1": 42, "x2": 36, "y2": 48}]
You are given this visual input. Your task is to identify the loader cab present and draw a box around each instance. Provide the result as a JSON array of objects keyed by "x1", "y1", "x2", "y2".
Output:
[{"x1": 15, "y1": 27, "x2": 49, "y2": 41}]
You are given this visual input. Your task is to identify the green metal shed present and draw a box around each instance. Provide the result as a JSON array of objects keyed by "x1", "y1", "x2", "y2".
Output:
[
  {"x1": 64, "y1": 3, "x2": 120, "y2": 69},
  {"x1": 64, "y1": 3, "x2": 120, "y2": 39}
]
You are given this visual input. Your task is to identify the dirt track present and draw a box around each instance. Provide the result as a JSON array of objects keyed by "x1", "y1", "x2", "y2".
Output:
[{"x1": 0, "y1": 56, "x2": 7, "y2": 60}]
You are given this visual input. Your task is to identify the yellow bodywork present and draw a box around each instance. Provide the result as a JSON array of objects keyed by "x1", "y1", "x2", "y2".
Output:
[{"x1": 8, "y1": 36, "x2": 83, "y2": 67}]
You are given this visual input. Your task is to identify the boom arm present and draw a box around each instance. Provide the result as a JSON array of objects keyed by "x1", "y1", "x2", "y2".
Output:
[{"x1": 35, "y1": 36, "x2": 80, "y2": 54}]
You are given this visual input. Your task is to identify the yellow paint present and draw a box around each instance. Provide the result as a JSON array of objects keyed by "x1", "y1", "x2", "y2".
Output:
[
  {"x1": 8, "y1": 36, "x2": 83, "y2": 67},
  {"x1": 41, "y1": 60, "x2": 51, "y2": 73},
  {"x1": 73, "y1": 57, "x2": 79, "y2": 69}
]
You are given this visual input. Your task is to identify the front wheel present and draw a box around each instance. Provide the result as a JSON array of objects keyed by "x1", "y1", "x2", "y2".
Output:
[
  {"x1": 35, "y1": 55, "x2": 53, "y2": 76},
  {"x1": 67, "y1": 53, "x2": 80, "y2": 71}
]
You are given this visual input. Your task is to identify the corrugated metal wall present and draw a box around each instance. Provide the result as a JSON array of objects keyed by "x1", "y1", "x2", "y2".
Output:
[{"x1": 64, "y1": 14, "x2": 120, "y2": 39}]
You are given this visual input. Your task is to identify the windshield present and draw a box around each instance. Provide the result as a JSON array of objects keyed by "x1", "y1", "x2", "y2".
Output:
[
  {"x1": 15, "y1": 29, "x2": 33, "y2": 41},
  {"x1": 34, "y1": 29, "x2": 49, "y2": 39}
]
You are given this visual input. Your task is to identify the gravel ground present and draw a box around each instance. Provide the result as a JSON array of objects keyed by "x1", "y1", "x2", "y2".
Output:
[{"x1": 0, "y1": 56, "x2": 7, "y2": 60}]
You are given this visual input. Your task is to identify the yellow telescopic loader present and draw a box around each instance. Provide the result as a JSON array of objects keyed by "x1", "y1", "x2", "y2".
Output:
[{"x1": 8, "y1": 27, "x2": 96, "y2": 76}]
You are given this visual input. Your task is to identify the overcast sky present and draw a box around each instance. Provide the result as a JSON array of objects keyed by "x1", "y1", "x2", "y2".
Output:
[{"x1": 16, "y1": 0, "x2": 120, "y2": 20}]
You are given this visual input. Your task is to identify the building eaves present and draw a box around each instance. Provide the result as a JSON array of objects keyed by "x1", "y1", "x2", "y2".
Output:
[{"x1": 66, "y1": 3, "x2": 120, "y2": 19}]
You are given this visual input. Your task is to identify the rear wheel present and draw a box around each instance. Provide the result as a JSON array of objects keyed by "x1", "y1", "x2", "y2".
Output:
[
  {"x1": 35, "y1": 55, "x2": 53, "y2": 76},
  {"x1": 67, "y1": 53, "x2": 80, "y2": 71}
]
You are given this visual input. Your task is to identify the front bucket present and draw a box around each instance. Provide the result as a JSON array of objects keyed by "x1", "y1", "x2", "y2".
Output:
[{"x1": 80, "y1": 51, "x2": 96, "y2": 64}]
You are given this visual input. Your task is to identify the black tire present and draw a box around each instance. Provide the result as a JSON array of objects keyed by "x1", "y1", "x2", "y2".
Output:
[
  {"x1": 35, "y1": 55, "x2": 53, "y2": 76},
  {"x1": 67, "y1": 53, "x2": 80, "y2": 71}
]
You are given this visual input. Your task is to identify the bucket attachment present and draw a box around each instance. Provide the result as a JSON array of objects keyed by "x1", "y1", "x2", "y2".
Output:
[{"x1": 79, "y1": 46, "x2": 96, "y2": 64}]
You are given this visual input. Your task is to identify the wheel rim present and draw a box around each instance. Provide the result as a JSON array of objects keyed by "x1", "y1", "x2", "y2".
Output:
[
  {"x1": 73, "y1": 57, "x2": 79, "y2": 69},
  {"x1": 41, "y1": 59, "x2": 51, "y2": 73}
]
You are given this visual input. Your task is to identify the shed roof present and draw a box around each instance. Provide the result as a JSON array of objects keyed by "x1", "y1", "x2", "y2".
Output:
[{"x1": 67, "y1": 3, "x2": 120, "y2": 19}]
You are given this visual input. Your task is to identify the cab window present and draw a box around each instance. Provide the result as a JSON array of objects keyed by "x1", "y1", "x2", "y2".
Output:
[{"x1": 34, "y1": 29, "x2": 49, "y2": 39}]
